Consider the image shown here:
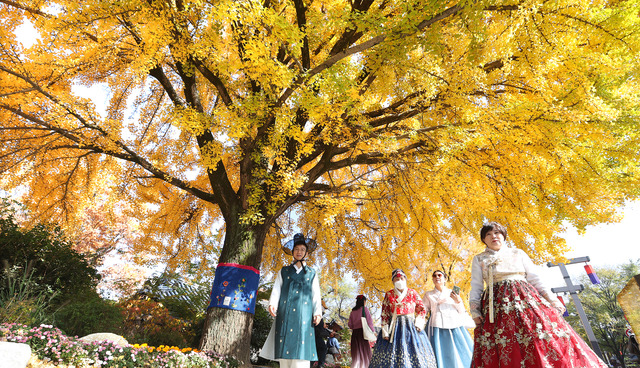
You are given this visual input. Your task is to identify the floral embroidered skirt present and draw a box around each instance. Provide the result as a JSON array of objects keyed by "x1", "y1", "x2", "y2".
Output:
[
  {"x1": 369, "y1": 315, "x2": 437, "y2": 368},
  {"x1": 471, "y1": 279, "x2": 607, "y2": 368}
]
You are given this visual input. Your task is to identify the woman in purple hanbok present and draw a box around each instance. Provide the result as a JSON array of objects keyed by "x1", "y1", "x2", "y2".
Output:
[{"x1": 347, "y1": 294, "x2": 374, "y2": 368}]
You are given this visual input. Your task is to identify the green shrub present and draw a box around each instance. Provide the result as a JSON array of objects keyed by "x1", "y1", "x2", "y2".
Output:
[
  {"x1": 54, "y1": 290, "x2": 124, "y2": 337},
  {"x1": 0, "y1": 263, "x2": 57, "y2": 325},
  {"x1": 0, "y1": 199, "x2": 107, "y2": 332},
  {"x1": 118, "y1": 297, "x2": 190, "y2": 348},
  {"x1": 0, "y1": 200, "x2": 100, "y2": 302}
]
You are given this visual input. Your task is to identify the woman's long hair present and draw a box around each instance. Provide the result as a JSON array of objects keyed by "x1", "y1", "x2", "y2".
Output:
[{"x1": 352, "y1": 295, "x2": 366, "y2": 311}]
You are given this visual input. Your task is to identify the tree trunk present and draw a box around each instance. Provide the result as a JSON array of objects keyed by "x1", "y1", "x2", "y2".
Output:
[
  {"x1": 200, "y1": 307, "x2": 254, "y2": 365},
  {"x1": 198, "y1": 220, "x2": 268, "y2": 367}
]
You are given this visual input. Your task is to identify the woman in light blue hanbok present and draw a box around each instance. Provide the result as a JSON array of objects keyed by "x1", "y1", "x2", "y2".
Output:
[{"x1": 422, "y1": 270, "x2": 473, "y2": 368}]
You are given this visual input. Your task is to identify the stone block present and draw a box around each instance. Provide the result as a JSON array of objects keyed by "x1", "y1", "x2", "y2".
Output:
[
  {"x1": 79, "y1": 332, "x2": 129, "y2": 346},
  {"x1": 0, "y1": 341, "x2": 32, "y2": 368}
]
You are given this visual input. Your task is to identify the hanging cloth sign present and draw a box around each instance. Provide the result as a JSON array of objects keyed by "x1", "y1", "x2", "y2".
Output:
[
  {"x1": 584, "y1": 264, "x2": 601, "y2": 285},
  {"x1": 208, "y1": 263, "x2": 260, "y2": 314},
  {"x1": 557, "y1": 295, "x2": 570, "y2": 317}
]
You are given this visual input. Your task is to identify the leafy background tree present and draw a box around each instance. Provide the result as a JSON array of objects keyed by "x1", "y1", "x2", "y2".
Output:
[
  {"x1": 2, "y1": 0, "x2": 640, "y2": 362},
  {"x1": 0, "y1": 200, "x2": 100, "y2": 301},
  {"x1": 565, "y1": 260, "x2": 640, "y2": 367},
  {"x1": 0, "y1": 199, "x2": 123, "y2": 335},
  {"x1": 323, "y1": 279, "x2": 358, "y2": 327},
  {"x1": 0, "y1": 199, "x2": 211, "y2": 346}
]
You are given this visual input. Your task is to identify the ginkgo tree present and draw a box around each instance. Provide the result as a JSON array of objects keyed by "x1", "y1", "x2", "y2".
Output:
[{"x1": 1, "y1": 0, "x2": 640, "y2": 363}]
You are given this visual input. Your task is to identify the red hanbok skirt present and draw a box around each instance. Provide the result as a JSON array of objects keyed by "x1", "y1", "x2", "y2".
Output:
[{"x1": 471, "y1": 279, "x2": 607, "y2": 368}]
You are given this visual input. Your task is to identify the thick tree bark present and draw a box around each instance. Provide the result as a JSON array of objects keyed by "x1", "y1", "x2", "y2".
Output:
[
  {"x1": 200, "y1": 307, "x2": 254, "y2": 365},
  {"x1": 198, "y1": 218, "x2": 269, "y2": 367}
]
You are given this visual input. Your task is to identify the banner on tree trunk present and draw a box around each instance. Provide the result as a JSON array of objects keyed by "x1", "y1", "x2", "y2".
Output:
[{"x1": 208, "y1": 263, "x2": 260, "y2": 314}]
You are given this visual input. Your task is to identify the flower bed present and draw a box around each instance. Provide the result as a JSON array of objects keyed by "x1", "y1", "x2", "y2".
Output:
[{"x1": 0, "y1": 323, "x2": 238, "y2": 368}]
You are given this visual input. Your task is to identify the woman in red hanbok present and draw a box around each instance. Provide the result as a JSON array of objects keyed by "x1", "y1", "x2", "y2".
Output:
[
  {"x1": 369, "y1": 269, "x2": 437, "y2": 368},
  {"x1": 469, "y1": 222, "x2": 607, "y2": 368}
]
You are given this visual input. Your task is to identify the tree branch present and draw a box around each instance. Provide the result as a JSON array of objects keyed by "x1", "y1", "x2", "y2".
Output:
[
  {"x1": 148, "y1": 65, "x2": 185, "y2": 107},
  {"x1": 192, "y1": 59, "x2": 234, "y2": 107},
  {"x1": 363, "y1": 90, "x2": 428, "y2": 119},
  {"x1": 0, "y1": 0, "x2": 51, "y2": 17},
  {"x1": 329, "y1": 0, "x2": 376, "y2": 55},
  {"x1": 275, "y1": 4, "x2": 462, "y2": 108},
  {"x1": 485, "y1": 5, "x2": 519, "y2": 11},
  {"x1": 175, "y1": 57, "x2": 238, "y2": 217},
  {"x1": 292, "y1": 0, "x2": 310, "y2": 70},
  {"x1": 0, "y1": 104, "x2": 219, "y2": 204},
  {"x1": 556, "y1": 11, "x2": 627, "y2": 44}
]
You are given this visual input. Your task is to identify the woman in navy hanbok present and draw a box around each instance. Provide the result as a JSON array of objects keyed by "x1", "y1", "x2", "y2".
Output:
[{"x1": 369, "y1": 269, "x2": 437, "y2": 368}]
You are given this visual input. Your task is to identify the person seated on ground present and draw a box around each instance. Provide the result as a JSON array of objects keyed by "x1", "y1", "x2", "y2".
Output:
[{"x1": 326, "y1": 331, "x2": 341, "y2": 363}]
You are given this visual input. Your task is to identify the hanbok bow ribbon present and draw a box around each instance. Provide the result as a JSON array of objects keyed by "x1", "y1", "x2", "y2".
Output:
[
  {"x1": 436, "y1": 292, "x2": 449, "y2": 305},
  {"x1": 389, "y1": 303, "x2": 399, "y2": 340},
  {"x1": 485, "y1": 255, "x2": 501, "y2": 323},
  {"x1": 388, "y1": 287, "x2": 407, "y2": 340}
]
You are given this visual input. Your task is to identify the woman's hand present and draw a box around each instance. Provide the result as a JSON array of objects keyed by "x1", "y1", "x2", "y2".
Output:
[
  {"x1": 268, "y1": 305, "x2": 277, "y2": 317},
  {"x1": 450, "y1": 291, "x2": 462, "y2": 303},
  {"x1": 313, "y1": 315, "x2": 322, "y2": 326},
  {"x1": 473, "y1": 316, "x2": 483, "y2": 327}
]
